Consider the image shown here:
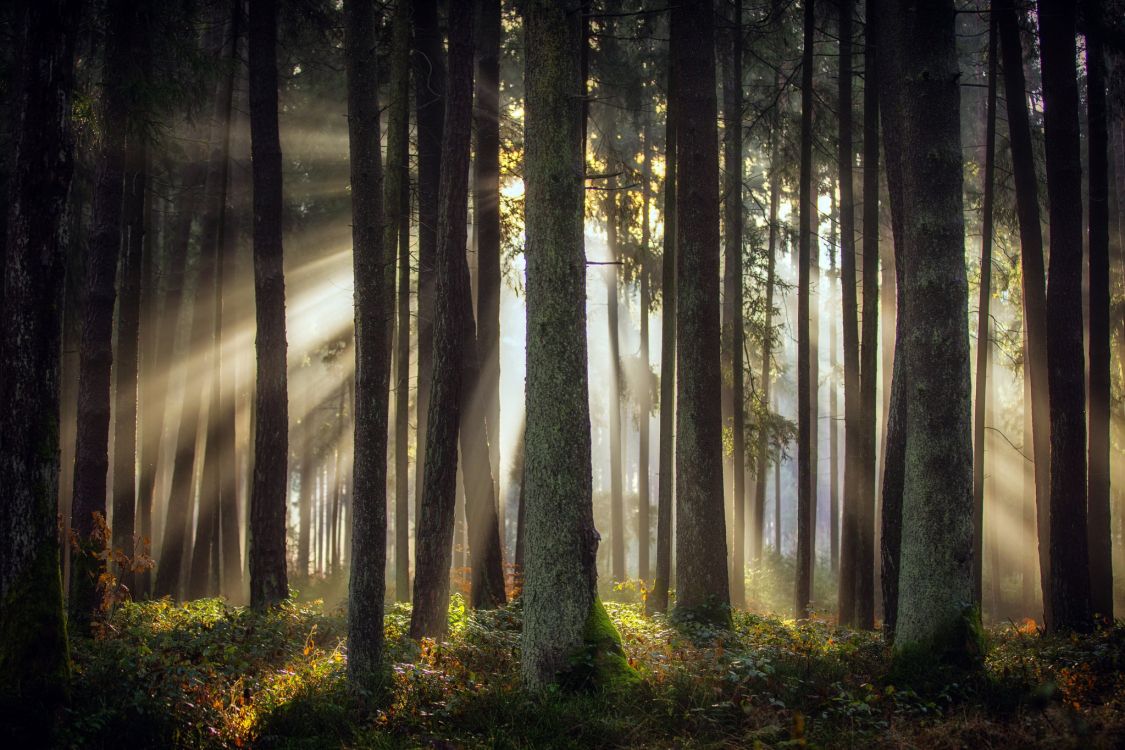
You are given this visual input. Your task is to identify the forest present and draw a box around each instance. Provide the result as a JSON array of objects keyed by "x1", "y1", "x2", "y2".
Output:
[{"x1": 2, "y1": 0, "x2": 1125, "y2": 747}]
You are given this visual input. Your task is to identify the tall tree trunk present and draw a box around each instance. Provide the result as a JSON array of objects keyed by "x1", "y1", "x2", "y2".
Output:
[
  {"x1": 522, "y1": 0, "x2": 622, "y2": 688},
  {"x1": 1084, "y1": 3, "x2": 1113, "y2": 623},
  {"x1": 607, "y1": 187, "x2": 625, "y2": 584},
  {"x1": 0, "y1": 0, "x2": 79, "y2": 732},
  {"x1": 70, "y1": 0, "x2": 135, "y2": 622},
  {"x1": 297, "y1": 412, "x2": 312, "y2": 581},
  {"x1": 344, "y1": 0, "x2": 389, "y2": 689},
  {"x1": 795, "y1": 0, "x2": 815, "y2": 621},
  {"x1": 638, "y1": 124, "x2": 652, "y2": 584},
  {"x1": 112, "y1": 135, "x2": 146, "y2": 597},
  {"x1": 995, "y1": 0, "x2": 1052, "y2": 629},
  {"x1": 410, "y1": 0, "x2": 492, "y2": 637},
  {"x1": 474, "y1": 0, "x2": 503, "y2": 553},
  {"x1": 836, "y1": 0, "x2": 860, "y2": 627},
  {"x1": 1039, "y1": 0, "x2": 1092, "y2": 633},
  {"x1": 389, "y1": 0, "x2": 412, "y2": 604},
  {"x1": 883, "y1": 0, "x2": 979, "y2": 669},
  {"x1": 722, "y1": 0, "x2": 746, "y2": 608},
  {"x1": 972, "y1": 16, "x2": 998, "y2": 608},
  {"x1": 855, "y1": 0, "x2": 880, "y2": 630},
  {"x1": 672, "y1": 0, "x2": 730, "y2": 627},
  {"x1": 413, "y1": 0, "x2": 445, "y2": 534},
  {"x1": 247, "y1": 0, "x2": 289, "y2": 609},
  {"x1": 648, "y1": 43, "x2": 676, "y2": 617},
  {"x1": 754, "y1": 80, "x2": 782, "y2": 567},
  {"x1": 828, "y1": 187, "x2": 839, "y2": 575}
]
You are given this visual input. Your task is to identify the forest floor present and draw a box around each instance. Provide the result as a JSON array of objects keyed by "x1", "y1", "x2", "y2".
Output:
[{"x1": 58, "y1": 593, "x2": 1125, "y2": 749}]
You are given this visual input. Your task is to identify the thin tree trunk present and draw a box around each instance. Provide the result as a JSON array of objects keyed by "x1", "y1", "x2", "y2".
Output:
[
  {"x1": 247, "y1": 0, "x2": 289, "y2": 609},
  {"x1": 607, "y1": 187, "x2": 625, "y2": 584},
  {"x1": 672, "y1": 0, "x2": 730, "y2": 627},
  {"x1": 829, "y1": 187, "x2": 839, "y2": 575},
  {"x1": 474, "y1": 0, "x2": 503, "y2": 552},
  {"x1": 344, "y1": 0, "x2": 389, "y2": 689},
  {"x1": 795, "y1": 0, "x2": 815, "y2": 621},
  {"x1": 1039, "y1": 0, "x2": 1092, "y2": 633},
  {"x1": 722, "y1": 0, "x2": 746, "y2": 608},
  {"x1": 0, "y1": 0, "x2": 79, "y2": 730},
  {"x1": 972, "y1": 16, "x2": 998, "y2": 608},
  {"x1": 995, "y1": 0, "x2": 1052, "y2": 629},
  {"x1": 648, "y1": 41, "x2": 676, "y2": 617},
  {"x1": 638, "y1": 124, "x2": 652, "y2": 584},
  {"x1": 1084, "y1": 3, "x2": 1113, "y2": 623}
]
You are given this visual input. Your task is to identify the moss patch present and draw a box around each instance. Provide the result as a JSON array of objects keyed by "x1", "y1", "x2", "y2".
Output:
[{"x1": 560, "y1": 597, "x2": 640, "y2": 692}]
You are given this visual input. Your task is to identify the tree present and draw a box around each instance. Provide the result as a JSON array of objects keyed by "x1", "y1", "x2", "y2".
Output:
[
  {"x1": 0, "y1": 0, "x2": 79, "y2": 733},
  {"x1": 648, "y1": 38, "x2": 676, "y2": 617},
  {"x1": 521, "y1": 0, "x2": 631, "y2": 689},
  {"x1": 795, "y1": 0, "x2": 814, "y2": 621},
  {"x1": 995, "y1": 0, "x2": 1051, "y2": 627},
  {"x1": 971, "y1": 15, "x2": 998, "y2": 608},
  {"x1": 70, "y1": 0, "x2": 137, "y2": 622},
  {"x1": 606, "y1": 185, "x2": 625, "y2": 584},
  {"x1": 672, "y1": 0, "x2": 730, "y2": 627},
  {"x1": 474, "y1": 0, "x2": 503, "y2": 551},
  {"x1": 344, "y1": 0, "x2": 390, "y2": 688},
  {"x1": 638, "y1": 122, "x2": 653, "y2": 585},
  {"x1": 882, "y1": 0, "x2": 979, "y2": 671},
  {"x1": 721, "y1": 0, "x2": 746, "y2": 608},
  {"x1": 248, "y1": 0, "x2": 289, "y2": 609},
  {"x1": 385, "y1": 0, "x2": 412, "y2": 603},
  {"x1": 1084, "y1": 1, "x2": 1113, "y2": 623},
  {"x1": 1039, "y1": 0, "x2": 1092, "y2": 633}
]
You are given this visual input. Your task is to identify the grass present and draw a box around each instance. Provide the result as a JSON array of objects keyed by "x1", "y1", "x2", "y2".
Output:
[{"x1": 55, "y1": 594, "x2": 1125, "y2": 749}]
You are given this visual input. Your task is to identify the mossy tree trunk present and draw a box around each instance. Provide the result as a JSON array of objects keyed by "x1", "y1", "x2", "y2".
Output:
[
  {"x1": 882, "y1": 0, "x2": 980, "y2": 672},
  {"x1": 248, "y1": 0, "x2": 289, "y2": 610},
  {"x1": 0, "y1": 0, "x2": 80, "y2": 735},
  {"x1": 672, "y1": 0, "x2": 730, "y2": 627}
]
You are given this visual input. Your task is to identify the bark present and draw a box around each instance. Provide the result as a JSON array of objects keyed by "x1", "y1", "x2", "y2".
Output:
[
  {"x1": 521, "y1": 0, "x2": 612, "y2": 688},
  {"x1": 837, "y1": 0, "x2": 860, "y2": 627},
  {"x1": 883, "y1": 0, "x2": 979, "y2": 668},
  {"x1": 70, "y1": 0, "x2": 136, "y2": 621},
  {"x1": 0, "y1": 0, "x2": 78, "y2": 731},
  {"x1": 344, "y1": 0, "x2": 390, "y2": 689},
  {"x1": 721, "y1": 0, "x2": 746, "y2": 608},
  {"x1": 972, "y1": 16, "x2": 998, "y2": 608},
  {"x1": 1039, "y1": 0, "x2": 1092, "y2": 633},
  {"x1": 248, "y1": 0, "x2": 289, "y2": 609},
  {"x1": 1085, "y1": 3, "x2": 1113, "y2": 622},
  {"x1": 795, "y1": 0, "x2": 814, "y2": 621},
  {"x1": 856, "y1": 0, "x2": 880, "y2": 630},
  {"x1": 474, "y1": 0, "x2": 503, "y2": 549},
  {"x1": 648, "y1": 41, "x2": 676, "y2": 617},
  {"x1": 829, "y1": 189, "x2": 839, "y2": 575},
  {"x1": 388, "y1": 0, "x2": 412, "y2": 603},
  {"x1": 672, "y1": 0, "x2": 730, "y2": 626},
  {"x1": 413, "y1": 0, "x2": 445, "y2": 531},
  {"x1": 638, "y1": 125, "x2": 652, "y2": 584},
  {"x1": 995, "y1": 0, "x2": 1052, "y2": 628}
]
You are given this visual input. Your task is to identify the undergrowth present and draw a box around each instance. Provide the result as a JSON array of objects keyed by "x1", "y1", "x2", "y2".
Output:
[{"x1": 57, "y1": 596, "x2": 1125, "y2": 749}]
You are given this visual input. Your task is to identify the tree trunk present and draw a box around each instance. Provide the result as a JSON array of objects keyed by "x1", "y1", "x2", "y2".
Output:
[
  {"x1": 883, "y1": 0, "x2": 979, "y2": 670},
  {"x1": 522, "y1": 0, "x2": 622, "y2": 688},
  {"x1": 638, "y1": 124, "x2": 652, "y2": 584},
  {"x1": 648, "y1": 42, "x2": 676, "y2": 617},
  {"x1": 248, "y1": 0, "x2": 289, "y2": 610},
  {"x1": 0, "y1": 0, "x2": 78, "y2": 732},
  {"x1": 344, "y1": 0, "x2": 389, "y2": 689},
  {"x1": 474, "y1": 0, "x2": 503, "y2": 553},
  {"x1": 1039, "y1": 0, "x2": 1092, "y2": 633},
  {"x1": 856, "y1": 0, "x2": 880, "y2": 630},
  {"x1": 995, "y1": 0, "x2": 1052, "y2": 629},
  {"x1": 722, "y1": 0, "x2": 746, "y2": 608},
  {"x1": 829, "y1": 187, "x2": 839, "y2": 576},
  {"x1": 410, "y1": 0, "x2": 489, "y2": 637},
  {"x1": 70, "y1": 0, "x2": 135, "y2": 622},
  {"x1": 606, "y1": 187, "x2": 625, "y2": 584},
  {"x1": 795, "y1": 0, "x2": 815, "y2": 621},
  {"x1": 672, "y1": 0, "x2": 730, "y2": 627},
  {"x1": 972, "y1": 16, "x2": 998, "y2": 608},
  {"x1": 1084, "y1": 4, "x2": 1113, "y2": 623},
  {"x1": 413, "y1": 0, "x2": 445, "y2": 534}
]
